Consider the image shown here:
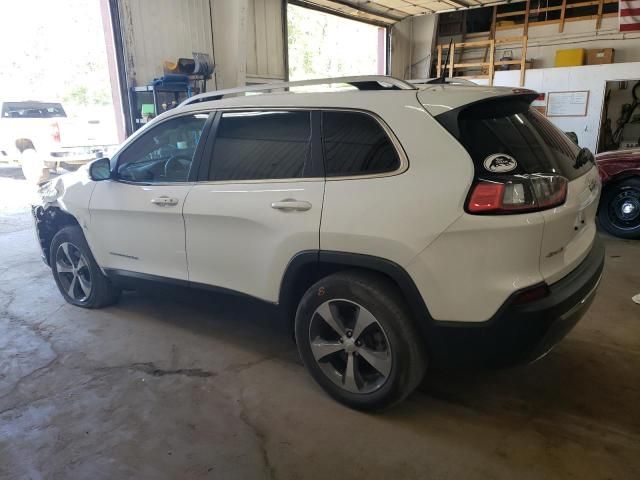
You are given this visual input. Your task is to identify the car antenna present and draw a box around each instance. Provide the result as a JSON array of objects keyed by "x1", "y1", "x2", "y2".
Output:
[{"x1": 428, "y1": 38, "x2": 453, "y2": 85}]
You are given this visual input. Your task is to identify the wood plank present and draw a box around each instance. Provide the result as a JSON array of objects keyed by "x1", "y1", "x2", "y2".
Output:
[
  {"x1": 495, "y1": 59, "x2": 527, "y2": 65},
  {"x1": 483, "y1": 6, "x2": 497, "y2": 73},
  {"x1": 495, "y1": 36, "x2": 527, "y2": 44},
  {"x1": 596, "y1": 0, "x2": 604, "y2": 30},
  {"x1": 488, "y1": 39, "x2": 495, "y2": 86},
  {"x1": 437, "y1": 39, "x2": 492, "y2": 48},
  {"x1": 495, "y1": 0, "x2": 614, "y2": 18},
  {"x1": 523, "y1": 0, "x2": 531, "y2": 37},
  {"x1": 453, "y1": 62, "x2": 490, "y2": 68},
  {"x1": 497, "y1": 11, "x2": 527, "y2": 19},
  {"x1": 495, "y1": 13, "x2": 617, "y2": 30},
  {"x1": 520, "y1": 35, "x2": 528, "y2": 87},
  {"x1": 449, "y1": 43, "x2": 455, "y2": 78},
  {"x1": 437, "y1": 45, "x2": 442, "y2": 77},
  {"x1": 497, "y1": 5, "x2": 563, "y2": 18},
  {"x1": 559, "y1": 0, "x2": 567, "y2": 33}
]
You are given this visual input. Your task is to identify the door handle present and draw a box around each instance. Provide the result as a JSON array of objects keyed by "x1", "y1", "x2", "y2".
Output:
[
  {"x1": 271, "y1": 199, "x2": 312, "y2": 212},
  {"x1": 151, "y1": 196, "x2": 179, "y2": 207}
]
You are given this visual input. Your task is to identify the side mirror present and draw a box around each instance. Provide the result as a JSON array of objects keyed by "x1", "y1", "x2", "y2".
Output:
[{"x1": 89, "y1": 157, "x2": 112, "y2": 181}]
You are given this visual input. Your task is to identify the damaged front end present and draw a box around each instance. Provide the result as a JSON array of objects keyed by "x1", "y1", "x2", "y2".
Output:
[{"x1": 32, "y1": 178, "x2": 79, "y2": 267}]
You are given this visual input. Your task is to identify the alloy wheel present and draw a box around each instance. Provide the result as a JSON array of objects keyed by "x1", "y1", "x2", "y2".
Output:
[
  {"x1": 309, "y1": 299, "x2": 392, "y2": 394},
  {"x1": 608, "y1": 187, "x2": 640, "y2": 231},
  {"x1": 55, "y1": 242, "x2": 92, "y2": 302}
]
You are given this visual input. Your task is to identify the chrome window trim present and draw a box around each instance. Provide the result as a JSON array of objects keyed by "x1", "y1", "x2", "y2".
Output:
[
  {"x1": 319, "y1": 108, "x2": 409, "y2": 182},
  {"x1": 190, "y1": 106, "x2": 408, "y2": 185},
  {"x1": 112, "y1": 109, "x2": 213, "y2": 186}
]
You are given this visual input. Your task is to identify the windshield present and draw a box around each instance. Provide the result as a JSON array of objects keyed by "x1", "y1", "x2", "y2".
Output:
[
  {"x1": 436, "y1": 96, "x2": 592, "y2": 181},
  {"x1": 2, "y1": 102, "x2": 66, "y2": 119}
]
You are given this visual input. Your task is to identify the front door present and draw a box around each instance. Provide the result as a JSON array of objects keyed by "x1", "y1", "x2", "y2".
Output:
[
  {"x1": 88, "y1": 112, "x2": 210, "y2": 280},
  {"x1": 183, "y1": 110, "x2": 324, "y2": 302}
]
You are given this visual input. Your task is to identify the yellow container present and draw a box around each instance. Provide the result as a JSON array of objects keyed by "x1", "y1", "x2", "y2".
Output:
[{"x1": 555, "y1": 48, "x2": 586, "y2": 67}]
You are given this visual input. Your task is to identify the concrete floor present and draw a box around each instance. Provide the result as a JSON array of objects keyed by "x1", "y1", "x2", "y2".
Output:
[{"x1": 1, "y1": 165, "x2": 639, "y2": 480}]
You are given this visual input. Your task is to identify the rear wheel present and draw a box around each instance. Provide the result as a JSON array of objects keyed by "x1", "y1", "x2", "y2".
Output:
[
  {"x1": 50, "y1": 226, "x2": 121, "y2": 308},
  {"x1": 295, "y1": 271, "x2": 427, "y2": 411},
  {"x1": 598, "y1": 178, "x2": 640, "y2": 239}
]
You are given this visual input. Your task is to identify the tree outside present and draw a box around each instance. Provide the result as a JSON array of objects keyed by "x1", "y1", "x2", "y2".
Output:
[
  {"x1": 0, "y1": 0, "x2": 117, "y2": 144},
  {"x1": 288, "y1": 5, "x2": 385, "y2": 81}
]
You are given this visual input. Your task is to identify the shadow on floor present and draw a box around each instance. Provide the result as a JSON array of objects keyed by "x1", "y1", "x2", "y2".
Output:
[{"x1": 108, "y1": 278, "x2": 640, "y2": 440}]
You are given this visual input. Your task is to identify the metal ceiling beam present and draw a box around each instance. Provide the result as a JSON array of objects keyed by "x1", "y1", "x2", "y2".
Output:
[
  {"x1": 313, "y1": 0, "x2": 406, "y2": 22},
  {"x1": 293, "y1": 0, "x2": 529, "y2": 23},
  {"x1": 441, "y1": 0, "x2": 473, "y2": 8},
  {"x1": 289, "y1": 0, "x2": 396, "y2": 26},
  {"x1": 399, "y1": 1, "x2": 436, "y2": 14}
]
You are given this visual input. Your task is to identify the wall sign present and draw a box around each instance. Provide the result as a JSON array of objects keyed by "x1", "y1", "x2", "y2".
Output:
[
  {"x1": 546, "y1": 91, "x2": 589, "y2": 117},
  {"x1": 531, "y1": 93, "x2": 547, "y2": 115}
]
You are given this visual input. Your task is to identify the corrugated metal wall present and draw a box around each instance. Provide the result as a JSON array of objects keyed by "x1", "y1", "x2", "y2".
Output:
[
  {"x1": 119, "y1": 0, "x2": 286, "y2": 89},
  {"x1": 390, "y1": 15, "x2": 437, "y2": 80},
  {"x1": 246, "y1": 0, "x2": 286, "y2": 82},
  {"x1": 119, "y1": 0, "x2": 214, "y2": 85}
]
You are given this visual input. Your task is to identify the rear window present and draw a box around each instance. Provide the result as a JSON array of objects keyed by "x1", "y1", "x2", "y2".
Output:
[
  {"x1": 322, "y1": 111, "x2": 400, "y2": 177},
  {"x1": 436, "y1": 96, "x2": 591, "y2": 181},
  {"x1": 2, "y1": 102, "x2": 66, "y2": 119}
]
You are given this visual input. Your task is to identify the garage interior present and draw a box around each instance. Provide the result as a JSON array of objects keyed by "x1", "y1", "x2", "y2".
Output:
[{"x1": 1, "y1": 0, "x2": 640, "y2": 479}]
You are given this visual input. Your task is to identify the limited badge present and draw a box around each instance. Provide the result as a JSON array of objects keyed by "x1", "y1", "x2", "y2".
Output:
[{"x1": 483, "y1": 154, "x2": 517, "y2": 173}]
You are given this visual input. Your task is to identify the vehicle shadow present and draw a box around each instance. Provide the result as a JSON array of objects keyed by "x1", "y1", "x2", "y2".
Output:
[{"x1": 112, "y1": 281, "x2": 640, "y2": 442}]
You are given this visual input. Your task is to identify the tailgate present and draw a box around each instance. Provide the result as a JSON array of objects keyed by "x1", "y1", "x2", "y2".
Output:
[
  {"x1": 539, "y1": 165, "x2": 600, "y2": 283},
  {"x1": 427, "y1": 92, "x2": 600, "y2": 286}
]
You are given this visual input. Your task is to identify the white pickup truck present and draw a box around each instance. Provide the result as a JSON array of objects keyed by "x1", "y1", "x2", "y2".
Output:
[{"x1": 0, "y1": 100, "x2": 114, "y2": 183}]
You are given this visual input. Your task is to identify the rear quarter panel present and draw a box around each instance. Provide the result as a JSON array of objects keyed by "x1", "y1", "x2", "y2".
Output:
[{"x1": 319, "y1": 97, "x2": 474, "y2": 268}]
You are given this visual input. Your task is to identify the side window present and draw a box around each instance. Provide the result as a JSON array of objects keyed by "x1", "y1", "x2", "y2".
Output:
[
  {"x1": 322, "y1": 111, "x2": 400, "y2": 177},
  {"x1": 117, "y1": 114, "x2": 208, "y2": 183},
  {"x1": 207, "y1": 111, "x2": 311, "y2": 181}
]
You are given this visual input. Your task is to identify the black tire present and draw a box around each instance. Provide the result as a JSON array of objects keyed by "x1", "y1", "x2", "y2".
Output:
[
  {"x1": 294, "y1": 270, "x2": 427, "y2": 411},
  {"x1": 598, "y1": 178, "x2": 640, "y2": 239},
  {"x1": 50, "y1": 225, "x2": 121, "y2": 308}
]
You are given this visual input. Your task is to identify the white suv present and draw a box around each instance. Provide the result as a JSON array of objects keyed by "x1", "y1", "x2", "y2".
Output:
[{"x1": 32, "y1": 76, "x2": 604, "y2": 410}]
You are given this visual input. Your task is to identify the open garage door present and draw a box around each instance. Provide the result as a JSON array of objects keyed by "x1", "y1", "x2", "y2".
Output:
[{"x1": 291, "y1": 0, "x2": 526, "y2": 25}]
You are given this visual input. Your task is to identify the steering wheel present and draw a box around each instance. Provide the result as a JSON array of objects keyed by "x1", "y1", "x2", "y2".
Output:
[{"x1": 163, "y1": 155, "x2": 191, "y2": 180}]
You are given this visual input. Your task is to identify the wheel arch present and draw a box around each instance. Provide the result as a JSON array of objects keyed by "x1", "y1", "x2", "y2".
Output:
[
  {"x1": 15, "y1": 138, "x2": 36, "y2": 153},
  {"x1": 601, "y1": 172, "x2": 640, "y2": 192},
  {"x1": 279, "y1": 250, "x2": 433, "y2": 338},
  {"x1": 33, "y1": 206, "x2": 82, "y2": 266}
]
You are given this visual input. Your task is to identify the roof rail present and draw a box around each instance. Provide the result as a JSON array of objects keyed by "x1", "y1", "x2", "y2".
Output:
[
  {"x1": 409, "y1": 77, "x2": 477, "y2": 86},
  {"x1": 179, "y1": 75, "x2": 416, "y2": 107}
]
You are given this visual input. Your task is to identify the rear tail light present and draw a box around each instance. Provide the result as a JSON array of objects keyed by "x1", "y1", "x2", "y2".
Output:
[
  {"x1": 50, "y1": 122, "x2": 61, "y2": 143},
  {"x1": 467, "y1": 174, "x2": 567, "y2": 214}
]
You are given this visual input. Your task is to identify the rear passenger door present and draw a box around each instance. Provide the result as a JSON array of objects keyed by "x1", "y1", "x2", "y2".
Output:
[
  {"x1": 319, "y1": 110, "x2": 407, "y2": 260},
  {"x1": 183, "y1": 110, "x2": 324, "y2": 302}
]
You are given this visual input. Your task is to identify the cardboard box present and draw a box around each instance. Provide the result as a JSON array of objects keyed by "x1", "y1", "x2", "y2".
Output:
[
  {"x1": 587, "y1": 48, "x2": 615, "y2": 65},
  {"x1": 555, "y1": 48, "x2": 586, "y2": 67}
]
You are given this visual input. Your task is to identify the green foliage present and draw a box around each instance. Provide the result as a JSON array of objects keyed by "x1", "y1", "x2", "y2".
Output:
[
  {"x1": 0, "y1": 0, "x2": 112, "y2": 107},
  {"x1": 287, "y1": 4, "x2": 382, "y2": 81}
]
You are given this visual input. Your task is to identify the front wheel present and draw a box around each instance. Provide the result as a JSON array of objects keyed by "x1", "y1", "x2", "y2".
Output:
[
  {"x1": 50, "y1": 226, "x2": 121, "y2": 308},
  {"x1": 598, "y1": 178, "x2": 640, "y2": 239},
  {"x1": 294, "y1": 271, "x2": 427, "y2": 411}
]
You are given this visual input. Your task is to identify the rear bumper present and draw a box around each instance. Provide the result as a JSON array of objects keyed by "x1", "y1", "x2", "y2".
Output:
[{"x1": 427, "y1": 236, "x2": 605, "y2": 368}]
